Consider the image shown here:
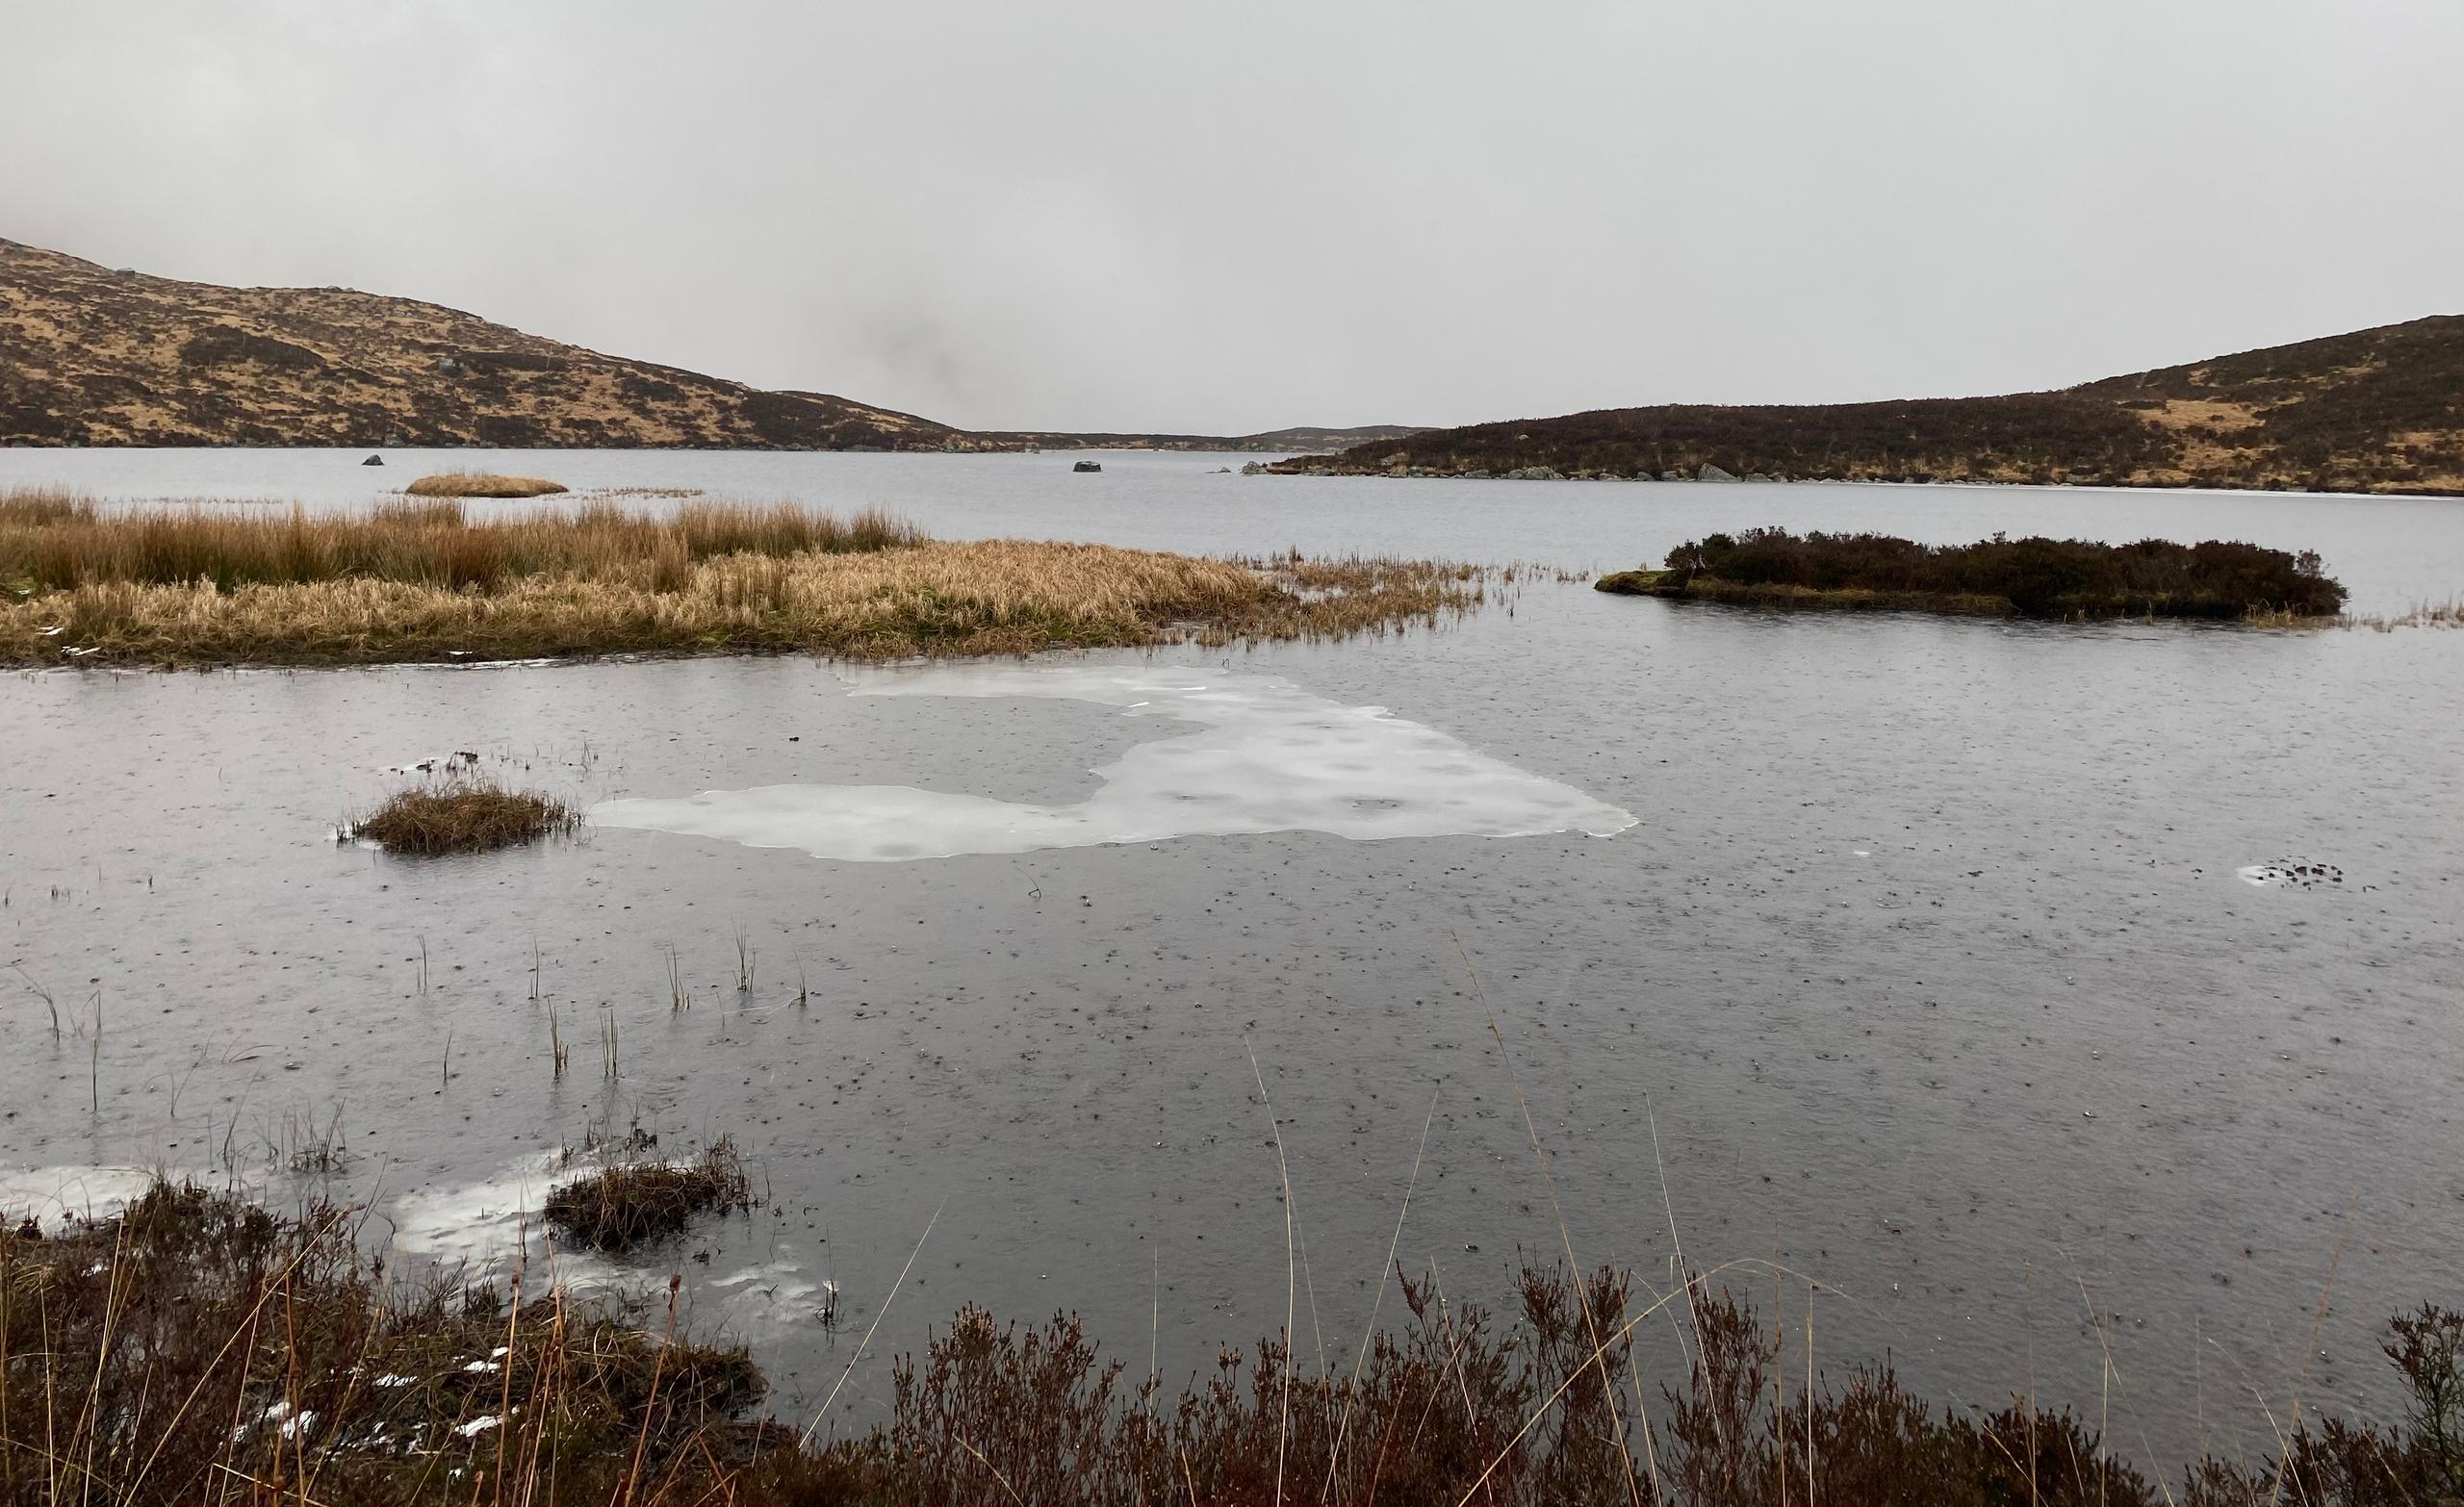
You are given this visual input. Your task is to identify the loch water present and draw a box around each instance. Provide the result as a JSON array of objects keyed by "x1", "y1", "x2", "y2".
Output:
[{"x1": 4, "y1": 448, "x2": 2461, "y2": 1471}]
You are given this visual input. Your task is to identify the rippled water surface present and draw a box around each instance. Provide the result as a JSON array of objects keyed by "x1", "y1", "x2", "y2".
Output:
[{"x1": 4, "y1": 448, "x2": 2462, "y2": 1470}]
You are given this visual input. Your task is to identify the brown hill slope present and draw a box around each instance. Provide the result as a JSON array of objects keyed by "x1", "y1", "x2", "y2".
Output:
[
  {"x1": 1273, "y1": 317, "x2": 2464, "y2": 496},
  {"x1": 0, "y1": 239, "x2": 1414, "y2": 453},
  {"x1": 0, "y1": 239, "x2": 975, "y2": 450}
]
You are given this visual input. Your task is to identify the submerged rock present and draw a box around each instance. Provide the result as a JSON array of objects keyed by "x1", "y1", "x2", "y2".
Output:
[
  {"x1": 361, "y1": 453, "x2": 384, "y2": 466},
  {"x1": 1073, "y1": 460, "x2": 1102, "y2": 473}
]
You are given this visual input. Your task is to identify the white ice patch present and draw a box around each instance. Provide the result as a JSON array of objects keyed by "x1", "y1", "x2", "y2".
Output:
[
  {"x1": 707, "y1": 1261, "x2": 833, "y2": 1333},
  {"x1": 0, "y1": 1166, "x2": 161, "y2": 1231},
  {"x1": 388, "y1": 1156, "x2": 613, "y2": 1292},
  {"x1": 587, "y1": 664, "x2": 1637, "y2": 862},
  {"x1": 2237, "y1": 859, "x2": 2345, "y2": 889}
]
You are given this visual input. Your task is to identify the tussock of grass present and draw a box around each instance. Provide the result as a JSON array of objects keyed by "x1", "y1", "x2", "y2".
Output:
[
  {"x1": 544, "y1": 1139, "x2": 752, "y2": 1251},
  {"x1": 343, "y1": 779, "x2": 577, "y2": 855},
  {"x1": 2, "y1": 491, "x2": 1495, "y2": 666},
  {"x1": 404, "y1": 473, "x2": 571, "y2": 498}
]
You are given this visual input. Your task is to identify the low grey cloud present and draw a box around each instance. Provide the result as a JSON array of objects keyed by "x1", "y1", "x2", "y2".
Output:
[{"x1": 5, "y1": 0, "x2": 2458, "y2": 433}]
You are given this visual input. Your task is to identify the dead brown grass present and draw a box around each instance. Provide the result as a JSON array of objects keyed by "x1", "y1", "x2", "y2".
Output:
[
  {"x1": 403, "y1": 473, "x2": 571, "y2": 498},
  {"x1": 0, "y1": 1183, "x2": 768, "y2": 1507},
  {"x1": 10, "y1": 1184, "x2": 2459, "y2": 1506},
  {"x1": 0, "y1": 487, "x2": 922, "y2": 593},
  {"x1": 1, "y1": 492, "x2": 1495, "y2": 666},
  {"x1": 342, "y1": 779, "x2": 578, "y2": 855},
  {"x1": 543, "y1": 1139, "x2": 753, "y2": 1251}
]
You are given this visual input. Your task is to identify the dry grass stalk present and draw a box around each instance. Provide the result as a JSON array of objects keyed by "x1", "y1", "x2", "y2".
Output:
[
  {"x1": 403, "y1": 473, "x2": 571, "y2": 498},
  {"x1": 543, "y1": 1139, "x2": 751, "y2": 1252},
  {"x1": 2311, "y1": 595, "x2": 2464, "y2": 631},
  {"x1": 341, "y1": 779, "x2": 577, "y2": 856},
  {"x1": 4, "y1": 494, "x2": 1496, "y2": 666}
]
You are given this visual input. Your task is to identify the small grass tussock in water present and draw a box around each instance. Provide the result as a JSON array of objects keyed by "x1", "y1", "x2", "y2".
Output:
[
  {"x1": 403, "y1": 473, "x2": 571, "y2": 498},
  {"x1": 342, "y1": 778, "x2": 578, "y2": 855},
  {"x1": 1, "y1": 490, "x2": 1498, "y2": 665},
  {"x1": 543, "y1": 1137, "x2": 752, "y2": 1251}
]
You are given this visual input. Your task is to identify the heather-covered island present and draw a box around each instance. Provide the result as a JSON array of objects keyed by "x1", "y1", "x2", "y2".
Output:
[{"x1": 1596, "y1": 528, "x2": 2348, "y2": 620}]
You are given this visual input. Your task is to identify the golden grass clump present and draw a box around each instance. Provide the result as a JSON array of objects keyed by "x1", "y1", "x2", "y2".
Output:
[
  {"x1": 1, "y1": 487, "x2": 923, "y2": 596},
  {"x1": 403, "y1": 472, "x2": 571, "y2": 498},
  {"x1": 544, "y1": 1138, "x2": 752, "y2": 1251},
  {"x1": 3, "y1": 489, "x2": 1495, "y2": 666},
  {"x1": 343, "y1": 779, "x2": 578, "y2": 855}
]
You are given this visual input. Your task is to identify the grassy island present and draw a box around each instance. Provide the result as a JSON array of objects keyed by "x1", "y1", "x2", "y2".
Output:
[
  {"x1": 403, "y1": 473, "x2": 571, "y2": 498},
  {"x1": 342, "y1": 779, "x2": 578, "y2": 855},
  {"x1": 544, "y1": 1139, "x2": 752, "y2": 1250},
  {"x1": 0, "y1": 491, "x2": 1495, "y2": 666},
  {"x1": 1598, "y1": 528, "x2": 2348, "y2": 620},
  {"x1": 9, "y1": 1182, "x2": 2464, "y2": 1506}
]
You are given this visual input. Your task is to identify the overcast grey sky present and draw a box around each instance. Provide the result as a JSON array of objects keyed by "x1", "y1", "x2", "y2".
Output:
[{"x1": 6, "y1": 1, "x2": 2459, "y2": 433}]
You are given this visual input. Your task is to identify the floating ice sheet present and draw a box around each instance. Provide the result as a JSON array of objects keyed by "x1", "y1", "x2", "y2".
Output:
[
  {"x1": 2237, "y1": 859, "x2": 2346, "y2": 889},
  {"x1": 589, "y1": 663, "x2": 1637, "y2": 862},
  {"x1": 0, "y1": 1165, "x2": 160, "y2": 1230}
]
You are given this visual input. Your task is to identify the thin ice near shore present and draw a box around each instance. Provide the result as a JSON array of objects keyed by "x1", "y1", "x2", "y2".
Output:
[{"x1": 589, "y1": 663, "x2": 1639, "y2": 861}]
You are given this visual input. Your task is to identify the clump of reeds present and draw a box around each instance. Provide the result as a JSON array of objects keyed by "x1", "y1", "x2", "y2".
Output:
[
  {"x1": 2326, "y1": 594, "x2": 2464, "y2": 631},
  {"x1": 544, "y1": 1137, "x2": 752, "y2": 1251},
  {"x1": 2, "y1": 491, "x2": 1499, "y2": 665},
  {"x1": 342, "y1": 778, "x2": 577, "y2": 855},
  {"x1": 404, "y1": 473, "x2": 571, "y2": 498}
]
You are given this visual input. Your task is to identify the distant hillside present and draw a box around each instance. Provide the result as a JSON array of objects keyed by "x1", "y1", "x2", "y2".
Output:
[
  {"x1": 979, "y1": 423, "x2": 1426, "y2": 454},
  {"x1": 1271, "y1": 318, "x2": 2464, "y2": 497},
  {"x1": 0, "y1": 239, "x2": 978, "y2": 450},
  {"x1": 0, "y1": 238, "x2": 1403, "y2": 453}
]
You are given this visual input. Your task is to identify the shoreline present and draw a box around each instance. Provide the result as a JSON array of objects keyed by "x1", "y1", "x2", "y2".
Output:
[
  {"x1": 1253, "y1": 461, "x2": 2464, "y2": 502},
  {"x1": 10, "y1": 1179, "x2": 2459, "y2": 1506}
]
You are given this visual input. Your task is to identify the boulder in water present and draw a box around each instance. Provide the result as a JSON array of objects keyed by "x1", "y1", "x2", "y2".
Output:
[
  {"x1": 1697, "y1": 463, "x2": 1738, "y2": 482},
  {"x1": 1073, "y1": 460, "x2": 1102, "y2": 473},
  {"x1": 361, "y1": 454, "x2": 384, "y2": 467}
]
